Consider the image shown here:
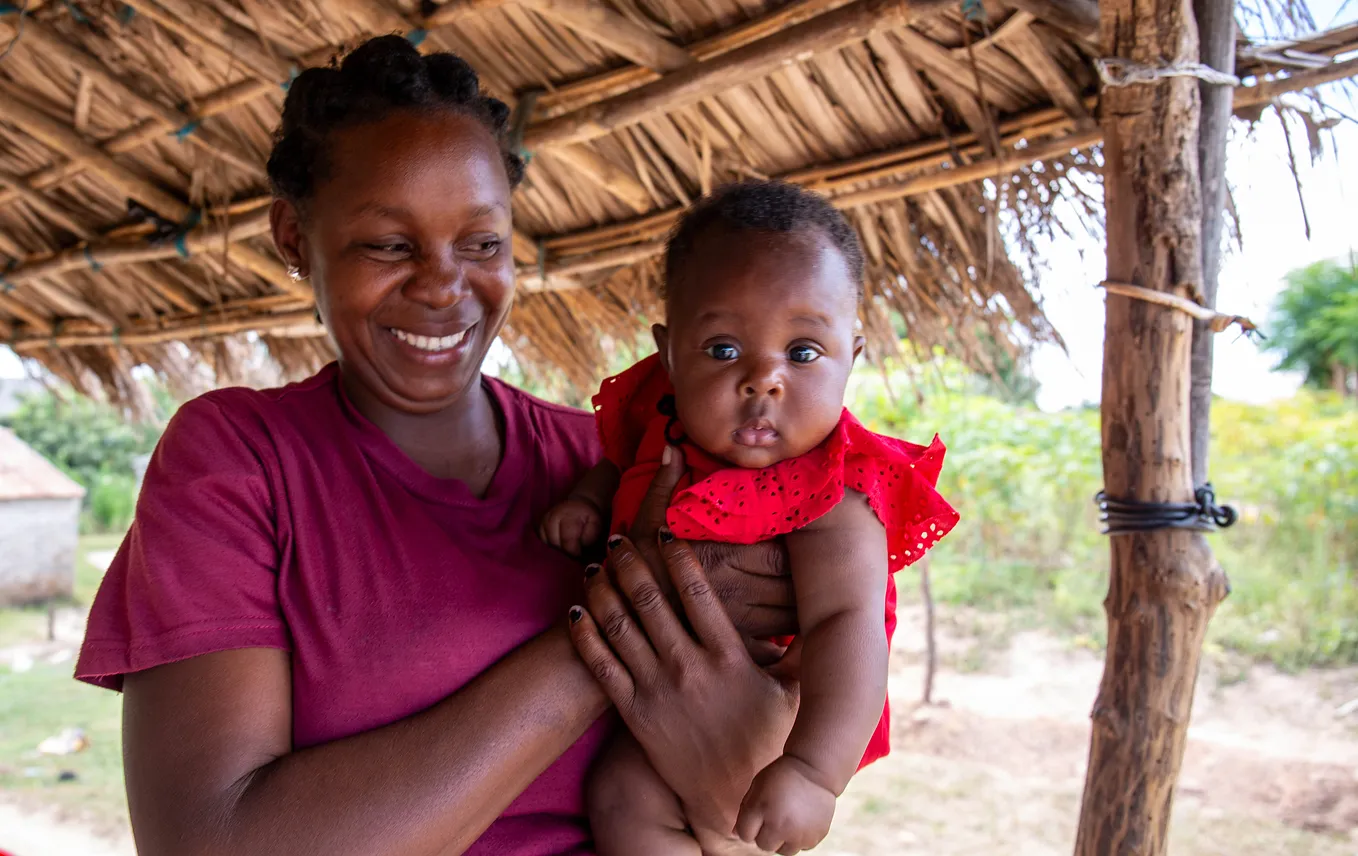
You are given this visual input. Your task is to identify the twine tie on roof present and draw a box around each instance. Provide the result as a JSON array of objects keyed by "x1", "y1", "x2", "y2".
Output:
[
  {"x1": 83, "y1": 245, "x2": 103, "y2": 273},
  {"x1": 406, "y1": 29, "x2": 428, "y2": 47},
  {"x1": 1097, "y1": 58, "x2": 1241, "y2": 88},
  {"x1": 281, "y1": 65, "x2": 300, "y2": 92},
  {"x1": 171, "y1": 120, "x2": 200, "y2": 141},
  {"x1": 0, "y1": 258, "x2": 15, "y2": 293}
]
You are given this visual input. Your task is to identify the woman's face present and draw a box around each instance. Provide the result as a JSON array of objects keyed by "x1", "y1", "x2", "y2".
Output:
[{"x1": 272, "y1": 108, "x2": 515, "y2": 415}]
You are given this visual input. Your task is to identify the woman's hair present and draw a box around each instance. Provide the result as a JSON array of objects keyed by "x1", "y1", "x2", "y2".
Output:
[
  {"x1": 664, "y1": 180, "x2": 866, "y2": 296},
  {"x1": 267, "y1": 35, "x2": 525, "y2": 210}
]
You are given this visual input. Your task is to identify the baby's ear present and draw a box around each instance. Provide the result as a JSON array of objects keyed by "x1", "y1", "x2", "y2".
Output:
[
  {"x1": 852, "y1": 335, "x2": 866, "y2": 362},
  {"x1": 652, "y1": 324, "x2": 672, "y2": 374}
]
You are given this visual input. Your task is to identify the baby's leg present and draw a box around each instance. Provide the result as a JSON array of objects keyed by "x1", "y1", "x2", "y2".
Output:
[{"x1": 589, "y1": 733, "x2": 699, "y2": 856}]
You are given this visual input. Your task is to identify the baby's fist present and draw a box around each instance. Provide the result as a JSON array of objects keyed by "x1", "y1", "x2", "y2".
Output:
[
  {"x1": 540, "y1": 497, "x2": 604, "y2": 558},
  {"x1": 734, "y1": 756, "x2": 836, "y2": 855}
]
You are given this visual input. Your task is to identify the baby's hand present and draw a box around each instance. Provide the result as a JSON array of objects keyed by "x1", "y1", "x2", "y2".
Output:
[
  {"x1": 734, "y1": 756, "x2": 836, "y2": 855},
  {"x1": 540, "y1": 497, "x2": 605, "y2": 558}
]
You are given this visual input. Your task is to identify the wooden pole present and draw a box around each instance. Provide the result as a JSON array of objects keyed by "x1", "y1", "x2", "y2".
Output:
[
  {"x1": 1191, "y1": 0, "x2": 1236, "y2": 486},
  {"x1": 10, "y1": 307, "x2": 320, "y2": 350},
  {"x1": 1073, "y1": 0, "x2": 1230, "y2": 852}
]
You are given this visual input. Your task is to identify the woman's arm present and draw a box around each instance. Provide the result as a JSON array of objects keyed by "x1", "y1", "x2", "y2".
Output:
[{"x1": 123, "y1": 625, "x2": 605, "y2": 856}]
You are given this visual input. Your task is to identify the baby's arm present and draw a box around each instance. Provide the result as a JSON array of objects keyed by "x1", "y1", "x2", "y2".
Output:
[
  {"x1": 540, "y1": 461, "x2": 621, "y2": 557},
  {"x1": 735, "y1": 489, "x2": 888, "y2": 853}
]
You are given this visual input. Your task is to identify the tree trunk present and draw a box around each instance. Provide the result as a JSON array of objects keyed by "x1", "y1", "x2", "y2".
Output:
[
  {"x1": 919, "y1": 556, "x2": 937, "y2": 706},
  {"x1": 1073, "y1": 0, "x2": 1232, "y2": 851},
  {"x1": 1189, "y1": 0, "x2": 1235, "y2": 487}
]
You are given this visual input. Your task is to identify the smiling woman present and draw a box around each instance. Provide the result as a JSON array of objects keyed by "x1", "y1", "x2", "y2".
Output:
[{"x1": 72, "y1": 35, "x2": 801, "y2": 856}]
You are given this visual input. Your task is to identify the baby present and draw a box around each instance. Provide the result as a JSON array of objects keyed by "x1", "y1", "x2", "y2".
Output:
[{"x1": 542, "y1": 181, "x2": 959, "y2": 855}]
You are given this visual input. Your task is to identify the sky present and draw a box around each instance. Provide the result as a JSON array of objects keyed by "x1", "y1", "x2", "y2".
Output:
[{"x1": 1, "y1": 8, "x2": 1354, "y2": 410}]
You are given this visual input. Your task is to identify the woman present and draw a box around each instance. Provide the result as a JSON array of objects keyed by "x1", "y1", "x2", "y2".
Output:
[{"x1": 75, "y1": 36, "x2": 796, "y2": 856}]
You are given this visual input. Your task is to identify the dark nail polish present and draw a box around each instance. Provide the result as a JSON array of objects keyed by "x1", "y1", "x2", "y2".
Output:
[
  {"x1": 585, "y1": 563, "x2": 602, "y2": 579},
  {"x1": 569, "y1": 606, "x2": 583, "y2": 624},
  {"x1": 658, "y1": 527, "x2": 675, "y2": 544},
  {"x1": 606, "y1": 535, "x2": 623, "y2": 551}
]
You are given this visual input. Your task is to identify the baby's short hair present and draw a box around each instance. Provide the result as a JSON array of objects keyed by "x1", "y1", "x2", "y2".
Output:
[{"x1": 663, "y1": 181, "x2": 865, "y2": 298}]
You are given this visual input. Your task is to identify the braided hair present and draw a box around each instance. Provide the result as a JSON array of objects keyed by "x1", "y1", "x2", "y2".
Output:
[{"x1": 266, "y1": 35, "x2": 524, "y2": 211}]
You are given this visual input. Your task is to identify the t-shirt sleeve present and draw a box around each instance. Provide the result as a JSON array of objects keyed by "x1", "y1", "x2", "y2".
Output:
[{"x1": 75, "y1": 394, "x2": 289, "y2": 691}]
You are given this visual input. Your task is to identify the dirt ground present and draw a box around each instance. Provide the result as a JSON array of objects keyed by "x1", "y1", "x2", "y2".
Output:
[{"x1": 3, "y1": 604, "x2": 1357, "y2": 856}]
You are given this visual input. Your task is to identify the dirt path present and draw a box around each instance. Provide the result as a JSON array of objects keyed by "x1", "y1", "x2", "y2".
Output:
[
  {"x1": 821, "y1": 606, "x2": 1358, "y2": 855},
  {"x1": 4, "y1": 605, "x2": 1356, "y2": 856}
]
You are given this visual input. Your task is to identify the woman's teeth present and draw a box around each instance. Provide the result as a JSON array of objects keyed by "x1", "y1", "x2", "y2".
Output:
[{"x1": 390, "y1": 327, "x2": 470, "y2": 352}]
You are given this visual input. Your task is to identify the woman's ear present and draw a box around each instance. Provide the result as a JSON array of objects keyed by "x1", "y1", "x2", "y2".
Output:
[
  {"x1": 852, "y1": 335, "x2": 866, "y2": 363},
  {"x1": 652, "y1": 324, "x2": 672, "y2": 375},
  {"x1": 269, "y1": 198, "x2": 309, "y2": 277}
]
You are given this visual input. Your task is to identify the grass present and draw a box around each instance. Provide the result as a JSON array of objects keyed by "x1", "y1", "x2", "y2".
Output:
[
  {"x1": 0, "y1": 532, "x2": 127, "y2": 829},
  {"x1": 0, "y1": 660, "x2": 127, "y2": 830}
]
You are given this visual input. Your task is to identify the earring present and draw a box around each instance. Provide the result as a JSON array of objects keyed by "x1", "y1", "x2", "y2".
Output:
[{"x1": 287, "y1": 265, "x2": 304, "y2": 281}]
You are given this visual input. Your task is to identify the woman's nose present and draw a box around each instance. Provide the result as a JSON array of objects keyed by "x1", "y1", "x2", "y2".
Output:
[{"x1": 402, "y1": 256, "x2": 466, "y2": 309}]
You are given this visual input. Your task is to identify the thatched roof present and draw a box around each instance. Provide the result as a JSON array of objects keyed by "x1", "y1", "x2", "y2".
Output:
[
  {"x1": 0, "y1": 0, "x2": 1353, "y2": 409},
  {"x1": 0, "y1": 426, "x2": 85, "y2": 500}
]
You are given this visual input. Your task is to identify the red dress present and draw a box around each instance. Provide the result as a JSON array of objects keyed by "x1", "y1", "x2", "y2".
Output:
[{"x1": 594, "y1": 354, "x2": 960, "y2": 769}]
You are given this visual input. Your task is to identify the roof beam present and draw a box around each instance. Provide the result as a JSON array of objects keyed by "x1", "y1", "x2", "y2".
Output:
[
  {"x1": 0, "y1": 16, "x2": 263, "y2": 178},
  {"x1": 11, "y1": 306, "x2": 320, "y2": 351},
  {"x1": 520, "y1": 0, "x2": 692, "y2": 72},
  {"x1": 1002, "y1": 0, "x2": 1098, "y2": 42},
  {"x1": 531, "y1": 0, "x2": 854, "y2": 119},
  {"x1": 0, "y1": 207, "x2": 306, "y2": 302},
  {"x1": 0, "y1": 169, "x2": 94, "y2": 240},
  {"x1": 1001, "y1": 20, "x2": 1096, "y2": 129},
  {"x1": 523, "y1": 0, "x2": 955, "y2": 150},
  {"x1": 0, "y1": 83, "x2": 191, "y2": 223}
]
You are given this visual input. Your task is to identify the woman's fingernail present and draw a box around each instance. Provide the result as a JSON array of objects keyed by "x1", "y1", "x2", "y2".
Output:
[
  {"x1": 662, "y1": 445, "x2": 673, "y2": 466},
  {"x1": 658, "y1": 527, "x2": 675, "y2": 544},
  {"x1": 606, "y1": 535, "x2": 623, "y2": 551},
  {"x1": 569, "y1": 606, "x2": 583, "y2": 624},
  {"x1": 585, "y1": 563, "x2": 602, "y2": 579}
]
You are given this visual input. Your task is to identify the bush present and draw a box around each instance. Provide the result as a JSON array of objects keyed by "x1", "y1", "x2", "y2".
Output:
[{"x1": 849, "y1": 366, "x2": 1358, "y2": 670}]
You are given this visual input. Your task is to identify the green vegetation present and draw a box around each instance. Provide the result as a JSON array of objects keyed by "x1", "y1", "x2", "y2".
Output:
[
  {"x1": 3, "y1": 391, "x2": 164, "y2": 533},
  {"x1": 851, "y1": 366, "x2": 1358, "y2": 671},
  {"x1": 1265, "y1": 257, "x2": 1358, "y2": 395}
]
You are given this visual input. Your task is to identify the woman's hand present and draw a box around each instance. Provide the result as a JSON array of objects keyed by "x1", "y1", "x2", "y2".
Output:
[
  {"x1": 629, "y1": 447, "x2": 797, "y2": 639},
  {"x1": 568, "y1": 533, "x2": 800, "y2": 834}
]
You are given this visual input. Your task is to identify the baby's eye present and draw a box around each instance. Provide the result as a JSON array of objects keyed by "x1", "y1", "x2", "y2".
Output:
[
  {"x1": 789, "y1": 345, "x2": 820, "y2": 363},
  {"x1": 706, "y1": 344, "x2": 739, "y2": 361}
]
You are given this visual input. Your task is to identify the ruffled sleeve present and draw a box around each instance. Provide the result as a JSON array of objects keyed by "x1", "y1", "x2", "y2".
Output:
[
  {"x1": 838, "y1": 416, "x2": 959, "y2": 571},
  {"x1": 591, "y1": 353, "x2": 671, "y2": 471},
  {"x1": 666, "y1": 411, "x2": 958, "y2": 571}
]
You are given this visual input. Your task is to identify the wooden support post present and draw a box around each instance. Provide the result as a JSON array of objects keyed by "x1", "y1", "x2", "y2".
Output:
[
  {"x1": 1073, "y1": 0, "x2": 1231, "y2": 852},
  {"x1": 1192, "y1": 0, "x2": 1235, "y2": 485}
]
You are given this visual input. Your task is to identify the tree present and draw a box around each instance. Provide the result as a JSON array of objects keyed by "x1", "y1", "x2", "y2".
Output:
[{"x1": 1266, "y1": 258, "x2": 1358, "y2": 397}]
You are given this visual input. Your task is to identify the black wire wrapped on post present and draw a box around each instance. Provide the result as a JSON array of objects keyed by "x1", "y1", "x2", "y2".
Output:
[{"x1": 1095, "y1": 484, "x2": 1238, "y2": 534}]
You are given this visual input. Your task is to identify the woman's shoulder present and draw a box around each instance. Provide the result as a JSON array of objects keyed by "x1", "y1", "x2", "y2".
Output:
[
  {"x1": 169, "y1": 365, "x2": 341, "y2": 444},
  {"x1": 487, "y1": 376, "x2": 600, "y2": 460}
]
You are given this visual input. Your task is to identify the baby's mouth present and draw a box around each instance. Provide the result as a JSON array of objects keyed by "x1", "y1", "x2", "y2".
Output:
[{"x1": 733, "y1": 418, "x2": 779, "y2": 448}]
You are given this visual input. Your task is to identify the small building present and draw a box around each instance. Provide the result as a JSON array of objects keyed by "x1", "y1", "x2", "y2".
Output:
[{"x1": 0, "y1": 427, "x2": 85, "y2": 605}]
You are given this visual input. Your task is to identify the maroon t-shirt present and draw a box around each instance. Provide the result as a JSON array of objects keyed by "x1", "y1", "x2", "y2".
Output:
[{"x1": 76, "y1": 364, "x2": 608, "y2": 855}]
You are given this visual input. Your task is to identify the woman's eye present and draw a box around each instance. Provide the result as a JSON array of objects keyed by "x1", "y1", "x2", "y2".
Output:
[
  {"x1": 789, "y1": 345, "x2": 820, "y2": 363},
  {"x1": 706, "y1": 344, "x2": 739, "y2": 361},
  {"x1": 365, "y1": 242, "x2": 411, "y2": 257},
  {"x1": 462, "y1": 238, "x2": 502, "y2": 260}
]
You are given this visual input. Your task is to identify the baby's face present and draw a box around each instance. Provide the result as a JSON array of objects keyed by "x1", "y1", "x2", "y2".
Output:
[{"x1": 658, "y1": 228, "x2": 863, "y2": 469}]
